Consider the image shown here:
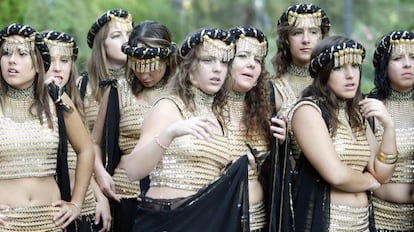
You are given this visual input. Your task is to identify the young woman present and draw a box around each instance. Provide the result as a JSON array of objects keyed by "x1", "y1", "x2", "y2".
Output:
[
  {"x1": 80, "y1": 8, "x2": 133, "y2": 132},
  {"x1": 289, "y1": 36, "x2": 397, "y2": 231},
  {"x1": 271, "y1": 3, "x2": 331, "y2": 116},
  {"x1": 0, "y1": 23, "x2": 93, "y2": 231},
  {"x1": 369, "y1": 30, "x2": 414, "y2": 231},
  {"x1": 78, "y1": 9, "x2": 132, "y2": 232},
  {"x1": 125, "y1": 28, "x2": 247, "y2": 231},
  {"x1": 92, "y1": 20, "x2": 177, "y2": 232},
  {"x1": 42, "y1": 30, "x2": 111, "y2": 232},
  {"x1": 227, "y1": 26, "x2": 287, "y2": 231}
]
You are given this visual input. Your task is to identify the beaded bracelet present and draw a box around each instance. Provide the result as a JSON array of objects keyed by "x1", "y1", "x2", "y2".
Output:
[
  {"x1": 154, "y1": 136, "x2": 169, "y2": 150},
  {"x1": 376, "y1": 151, "x2": 397, "y2": 165}
]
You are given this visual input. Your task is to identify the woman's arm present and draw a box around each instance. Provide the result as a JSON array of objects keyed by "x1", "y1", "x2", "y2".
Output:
[
  {"x1": 292, "y1": 104, "x2": 380, "y2": 192},
  {"x1": 90, "y1": 88, "x2": 120, "y2": 201},
  {"x1": 62, "y1": 93, "x2": 95, "y2": 208},
  {"x1": 90, "y1": 178, "x2": 111, "y2": 232},
  {"x1": 125, "y1": 98, "x2": 218, "y2": 181},
  {"x1": 360, "y1": 98, "x2": 397, "y2": 183},
  {"x1": 53, "y1": 93, "x2": 95, "y2": 229}
]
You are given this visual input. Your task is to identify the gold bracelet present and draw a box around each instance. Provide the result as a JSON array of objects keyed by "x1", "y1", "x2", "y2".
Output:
[
  {"x1": 376, "y1": 151, "x2": 397, "y2": 165},
  {"x1": 154, "y1": 136, "x2": 169, "y2": 150}
]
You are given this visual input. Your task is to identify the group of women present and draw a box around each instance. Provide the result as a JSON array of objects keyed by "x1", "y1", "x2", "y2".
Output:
[{"x1": 0, "y1": 2, "x2": 412, "y2": 232}]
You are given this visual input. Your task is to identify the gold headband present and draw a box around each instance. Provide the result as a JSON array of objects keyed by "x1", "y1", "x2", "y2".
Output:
[
  {"x1": 333, "y1": 48, "x2": 364, "y2": 67},
  {"x1": 391, "y1": 38, "x2": 414, "y2": 55},
  {"x1": 288, "y1": 11, "x2": 322, "y2": 28},
  {"x1": 128, "y1": 57, "x2": 161, "y2": 73},
  {"x1": 202, "y1": 35, "x2": 235, "y2": 62},
  {"x1": 44, "y1": 39, "x2": 74, "y2": 58},
  {"x1": 108, "y1": 14, "x2": 133, "y2": 33},
  {"x1": 2, "y1": 36, "x2": 35, "y2": 54},
  {"x1": 236, "y1": 35, "x2": 267, "y2": 57}
]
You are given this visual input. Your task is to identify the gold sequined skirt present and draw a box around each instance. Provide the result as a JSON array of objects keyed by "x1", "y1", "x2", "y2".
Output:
[
  {"x1": 249, "y1": 201, "x2": 266, "y2": 231},
  {"x1": 0, "y1": 205, "x2": 61, "y2": 231},
  {"x1": 329, "y1": 203, "x2": 369, "y2": 232},
  {"x1": 373, "y1": 196, "x2": 414, "y2": 231}
]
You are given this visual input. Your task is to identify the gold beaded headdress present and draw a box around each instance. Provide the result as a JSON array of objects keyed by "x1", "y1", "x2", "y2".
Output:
[
  {"x1": 229, "y1": 26, "x2": 268, "y2": 58},
  {"x1": 177, "y1": 28, "x2": 235, "y2": 64},
  {"x1": 278, "y1": 3, "x2": 330, "y2": 30},
  {"x1": 41, "y1": 31, "x2": 78, "y2": 61},
  {"x1": 0, "y1": 23, "x2": 50, "y2": 71},
  {"x1": 122, "y1": 42, "x2": 177, "y2": 73},
  {"x1": 310, "y1": 39, "x2": 365, "y2": 78},
  {"x1": 87, "y1": 9, "x2": 133, "y2": 48},
  {"x1": 373, "y1": 30, "x2": 414, "y2": 67}
]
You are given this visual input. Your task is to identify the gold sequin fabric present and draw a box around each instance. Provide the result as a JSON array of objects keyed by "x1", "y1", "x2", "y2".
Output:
[
  {"x1": 273, "y1": 71, "x2": 313, "y2": 117},
  {"x1": 83, "y1": 91, "x2": 99, "y2": 132},
  {"x1": 0, "y1": 95, "x2": 59, "y2": 179},
  {"x1": 81, "y1": 67, "x2": 127, "y2": 132},
  {"x1": 373, "y1": 196, "x2": 414, "y2": 231},
  {"x1": 375, "y1": 90, "x2": 414, "y2": 183},
  {"x1": 150, "y1": 91, "x2": 231, "y2": 191},
  {"x1": 113, "y1": 167, "x2": 139, "y2": 198},
  {"x1": 67, "y1": 145, "x2": 96, "y2": 216},
  {"x1": 116, "y1": 79, "x2": 145, "y2": 198},
  {"x1": 0, "y1": 205, "x2": 61, "y2": 231},
  {"x1": 114, "y1": 78, "x2": 165, "y2": 198},
  {"x1": 249, "y1": 201, "x2": 266, "y2": 231},
  {"x1": 329, "y1": 203, "x2": 369, "y2": 232},
  {"x1": 289, "y1": 100, "x2": 371, "y2": 172},
  {"x1": 225, "y1": 91, "x2": 268, "y2": 230},
  {"x1": 118, "y1": 78, "x2": 164, "y2": 156},
  {"x1": 225, "y1": 91, "x2": 269, "y2": 181},
  {"x1": 333, "y1": 107, "x2": 371, "y2": 172}
]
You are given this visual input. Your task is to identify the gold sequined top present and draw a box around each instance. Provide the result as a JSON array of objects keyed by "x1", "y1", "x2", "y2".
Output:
[
  {"x1": 118, "y1": 78, "x2": 165, "y2": 156},
  {"x1": 289, "y1": 100, "x2": 371, "y2": 173},
  {"x1": 376, "y1": 90, "x2": 414, "y2": 183},
  {"x1": 113, "y1": 77, "x2": 165, "y2": 198},
  {"x1": 0, "y1": 86, "x2": 59, "y2": 179},
  {"x1": 150, "y1": 88, "x2": 231, "y2": 191},
  {"x1": 226, "y1": 91, "x2": 269, "y2": 181},
  {"x1": 82, "y1": 67, "x2": 126, "y2": 132},
  {"x1": 273, "y1": 64, "x2": 313, "y2": 117}
]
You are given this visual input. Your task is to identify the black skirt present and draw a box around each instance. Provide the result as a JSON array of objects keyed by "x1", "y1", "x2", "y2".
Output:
[{"x1": 132, "y1": 155, "x2": 249, "y2": 232}]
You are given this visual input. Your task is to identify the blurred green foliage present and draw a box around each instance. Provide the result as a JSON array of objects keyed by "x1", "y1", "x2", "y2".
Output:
[{"x1": 1, "y1": 0, "x2": 413, "y2": 93}]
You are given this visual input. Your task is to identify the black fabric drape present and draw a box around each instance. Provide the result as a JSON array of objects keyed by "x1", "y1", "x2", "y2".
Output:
[
  {"x1": 262, "y1": 80, "x2": 294, "y2": 232},
  {"x1": 48, "y1": 83, "x2": 75, "y2": 232},
  {"x1": 132, "y1": 155, "x2": 250, "y2": 232},
  {"x1": 266, "y1": 140, "x2": 293, "y2": 232},
  {"x1": 78, "y1": 72, "x2": 88, "y2": 101},
  {"x1": 291, "y1": 155, "x2": 331, "y2": 232},
  {"x1": 99, "y1": 80, "x2": 121, "y2": 176}
]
